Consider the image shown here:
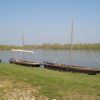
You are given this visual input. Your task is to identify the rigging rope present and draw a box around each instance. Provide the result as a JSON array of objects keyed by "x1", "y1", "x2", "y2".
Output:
[
  {"x1": 20, "y1": 30, "x2": 41, "y2": 62},
  {"x1": 79, "y1": 32, "x2": 100, "y2": 66}
]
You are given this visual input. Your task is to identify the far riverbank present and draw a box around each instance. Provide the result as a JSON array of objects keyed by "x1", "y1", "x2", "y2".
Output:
[{"x1": 0, "y1": 43, "x2": 100, "y2": 50}]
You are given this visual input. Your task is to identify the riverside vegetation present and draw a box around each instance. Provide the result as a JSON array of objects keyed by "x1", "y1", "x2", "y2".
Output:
[
  {"x1": 0, "y1": 43, "x2": 100, "y2": 50},
  {"x1": 0, "y1": 64, "x2": 100, "y2": 99}
]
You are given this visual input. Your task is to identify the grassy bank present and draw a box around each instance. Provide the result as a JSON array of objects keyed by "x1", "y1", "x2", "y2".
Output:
[{"x1": 0, "y1": 64, "x2": 100, "y2": 99}]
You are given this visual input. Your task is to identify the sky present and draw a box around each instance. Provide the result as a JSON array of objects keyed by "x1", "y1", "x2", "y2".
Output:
[{"x1": 0, "y1": 0, "x2": 100, "y2": 45}]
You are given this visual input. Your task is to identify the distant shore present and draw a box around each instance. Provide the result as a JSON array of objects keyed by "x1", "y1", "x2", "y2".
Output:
[{"x1": 0, "y1": 43, "x2": 100, "y2": 50}]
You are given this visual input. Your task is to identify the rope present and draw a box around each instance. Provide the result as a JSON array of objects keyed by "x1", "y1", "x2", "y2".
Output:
[
  {"x1": 79, "y1": 32, "x2": 100, "y2": 66},
  {"x1": 22, "y1": 31, "x2": 41, "y2": 62}
]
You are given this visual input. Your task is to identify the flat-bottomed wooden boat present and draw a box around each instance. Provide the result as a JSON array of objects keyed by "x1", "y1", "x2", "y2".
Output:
[
  {"x1": 44, "y1": 62, "x2": 100, "y2": 75},
  {"x1": 9, "y1": 59, "x2": 41, "y2": 67}
]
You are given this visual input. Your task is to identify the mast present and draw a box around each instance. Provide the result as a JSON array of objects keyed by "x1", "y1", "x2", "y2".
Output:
[
  {"x1": 22, "y1": 28, "x2": 25, "y2": 60},
  {"x1": 70, "y1": 20, "x2": 73, "y2": 66}
]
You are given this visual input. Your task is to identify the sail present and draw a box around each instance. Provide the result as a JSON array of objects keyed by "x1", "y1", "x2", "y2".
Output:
[{"x1": 11, "y1": 49, "x2": 34, "y2": 54}]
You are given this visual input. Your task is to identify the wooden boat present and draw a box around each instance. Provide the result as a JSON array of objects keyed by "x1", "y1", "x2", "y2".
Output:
[
  {"x1": 9, "y1": 58, "x2": 41, "y2": 67},
  {"x1": 9, "y1": 49, "x2": 41, "y2": 67},
  {"x1": 43, "y1": 21, "x2": 100, "y2": 75},
  {"x1": 9, "y1": 29, "x2": 41, "y2": 67},
  {"x1": 44, "y1": 62, "x2": 100, "y2": 75}
]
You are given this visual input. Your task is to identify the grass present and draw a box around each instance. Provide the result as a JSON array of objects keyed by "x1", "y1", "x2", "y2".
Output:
[{"x1": 0, "y1": 63, "x2": 100, "y2": 100}]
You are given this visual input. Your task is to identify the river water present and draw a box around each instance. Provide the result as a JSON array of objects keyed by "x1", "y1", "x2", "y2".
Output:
[{"x1": 0, "y1": 50, "x2": 100, "y2": 68}]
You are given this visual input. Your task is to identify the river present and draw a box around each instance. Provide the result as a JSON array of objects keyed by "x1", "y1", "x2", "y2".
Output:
[{"x1": 0, "y1": 50, "x2": 100, "y2": 68}]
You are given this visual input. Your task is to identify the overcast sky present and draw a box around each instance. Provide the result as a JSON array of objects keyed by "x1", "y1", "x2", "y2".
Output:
[{"x1": 0, "y1": 0, "x2": 100, "y2": 45}]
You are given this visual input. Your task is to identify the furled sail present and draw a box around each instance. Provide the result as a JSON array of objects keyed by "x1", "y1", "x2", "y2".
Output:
[{"x1": 11, "y1": 49, "x2": 34, "y2": 54}]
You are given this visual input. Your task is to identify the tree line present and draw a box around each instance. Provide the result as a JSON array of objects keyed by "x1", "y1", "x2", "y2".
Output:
[{"x1": 0, "y1": 43, "x2": 100, "y2": 50}]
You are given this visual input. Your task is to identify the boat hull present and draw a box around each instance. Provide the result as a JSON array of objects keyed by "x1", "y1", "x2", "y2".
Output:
[
  {"x1": 9, "y1": 59, "x2": 41, "y2": 67},
  {"x1": 44, "y1": 63, "x2": 100, "y2": 75}
]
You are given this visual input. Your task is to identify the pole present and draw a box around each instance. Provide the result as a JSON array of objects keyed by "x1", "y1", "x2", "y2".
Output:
[
  {"x1": 22, "y1": 28, "x2": 25, "y2": 60},
  {"x1": 70, "y1": 20, "x2": 73, "y2": 66}
]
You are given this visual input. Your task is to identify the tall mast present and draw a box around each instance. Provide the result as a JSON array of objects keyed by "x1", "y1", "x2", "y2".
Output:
[
  {"x1": 22, "y1": 28, "x2": 25, "y2": 60},
  {"x1": 70, "y1": 20, "x2": 73, "y2": 66},
  {"x1": 22, "y1": 28, "x2": 25, "y2": 49}
]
